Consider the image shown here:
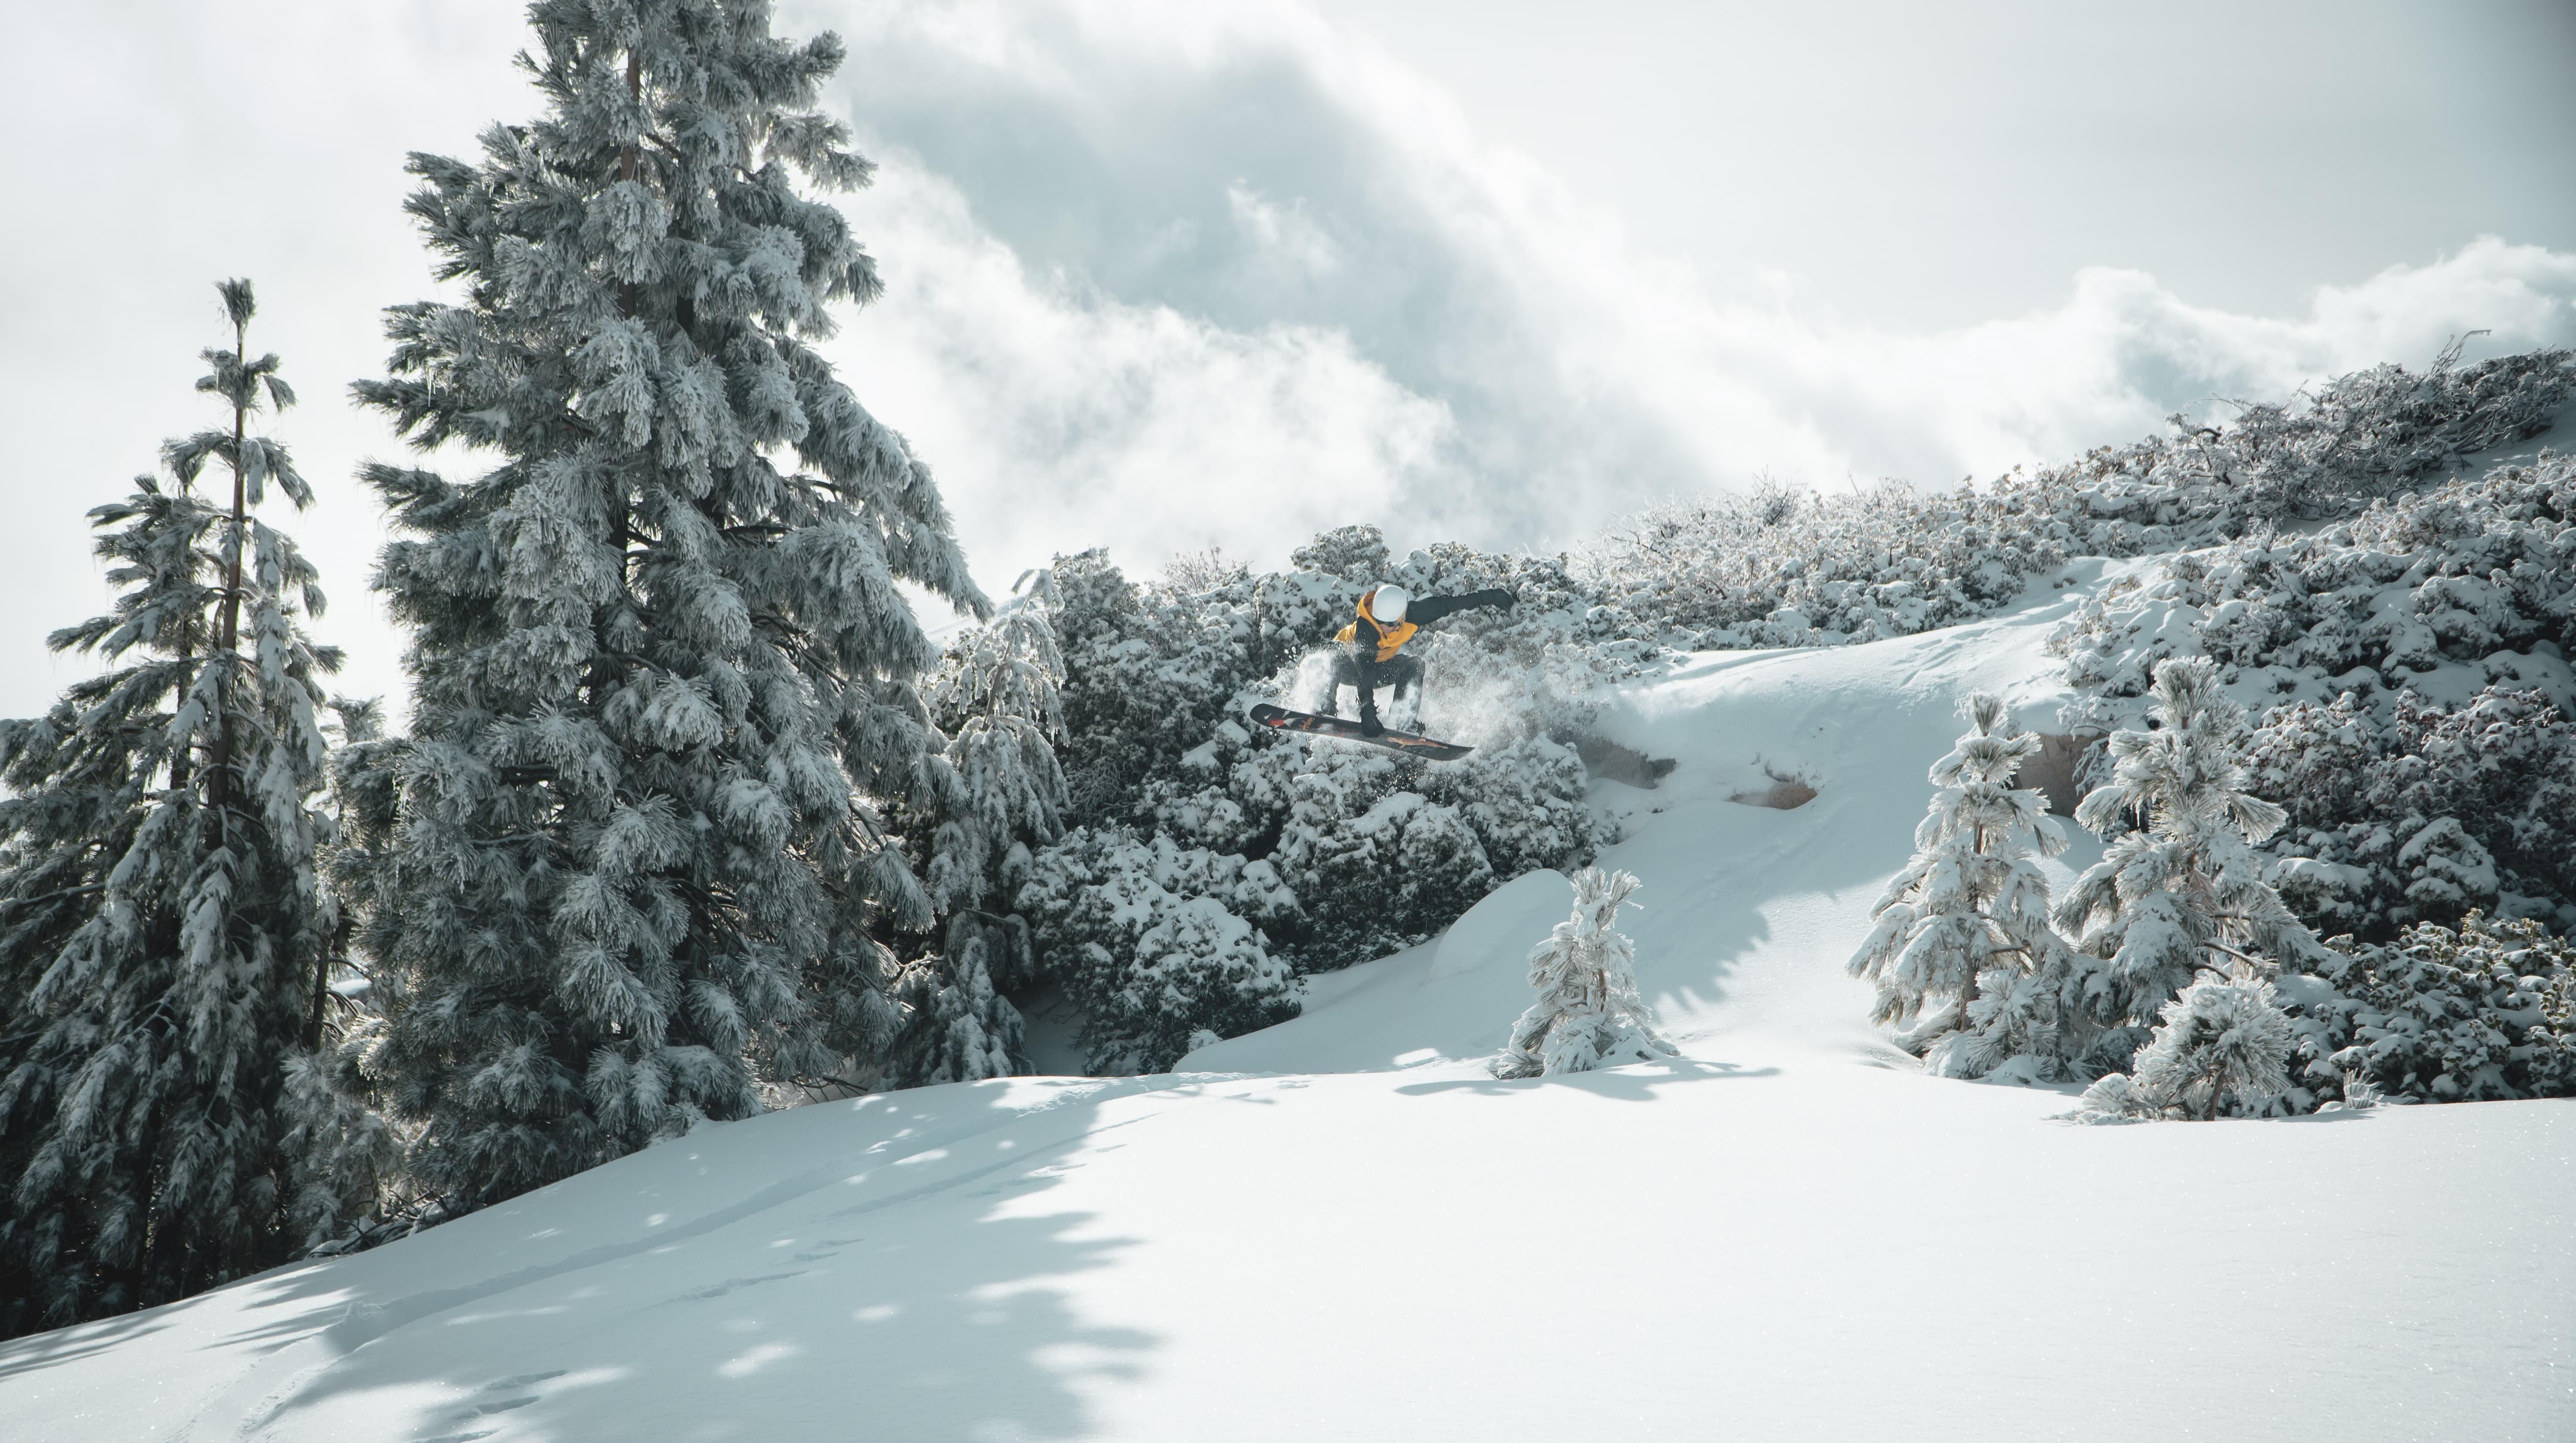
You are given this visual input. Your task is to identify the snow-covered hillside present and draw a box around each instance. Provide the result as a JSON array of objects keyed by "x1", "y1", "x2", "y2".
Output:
[{"x1": 4, "y1": 569, "x2": 2570, "y2": 1443}]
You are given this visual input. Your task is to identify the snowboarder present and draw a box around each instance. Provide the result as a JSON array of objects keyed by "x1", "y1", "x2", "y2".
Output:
[{"x1": 1328, "y1": 584, "x2": 1516, "y2": 735}]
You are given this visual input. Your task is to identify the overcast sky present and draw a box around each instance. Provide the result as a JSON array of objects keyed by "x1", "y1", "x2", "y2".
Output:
[{"x1": 2, "y1": 0, "x2": 2571, "y2": 723}]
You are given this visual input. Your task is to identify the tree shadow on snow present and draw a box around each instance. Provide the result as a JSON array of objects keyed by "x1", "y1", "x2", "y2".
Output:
[
  {"x1": 0, "y1": 1301, "x2": 181, "y2": 1382},
  {"x1": 1393, "y1": 1057, "x2": 1780, "y2": 1102},
  {"x1": 11, "y1": 1079, "x2": 1173, "y2": 1442}
]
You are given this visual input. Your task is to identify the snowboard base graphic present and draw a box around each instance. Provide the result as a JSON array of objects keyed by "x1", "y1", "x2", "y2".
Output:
[{"x1": 1247, "y1": 703, "x2": 1474, "y2": 761}]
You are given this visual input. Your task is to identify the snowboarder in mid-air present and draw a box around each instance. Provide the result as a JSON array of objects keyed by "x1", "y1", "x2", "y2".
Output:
[
  {"x1": 1328, "y1": 583, "x2": 1516, "y2": 735},
  {"x1": 1249, "y1": 583, "x2": 1516, "y2": 758}
]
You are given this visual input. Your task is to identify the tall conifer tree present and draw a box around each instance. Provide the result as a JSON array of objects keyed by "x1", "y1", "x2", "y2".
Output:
[
  {"x1": 350, "y1": 0, "x2": 984, "y2": 1210},
  {"x1": 0, "y1": 281, "x2": 335, "y2": 1334}
]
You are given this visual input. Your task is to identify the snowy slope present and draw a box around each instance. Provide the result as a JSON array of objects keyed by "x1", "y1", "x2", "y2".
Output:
[
  {"x1": 1184, "y1": 559, "x2": 2112, "y2": 1077},
  {"x1": 5, "y1": 567, "x2": 2571, "y2": 1443}
]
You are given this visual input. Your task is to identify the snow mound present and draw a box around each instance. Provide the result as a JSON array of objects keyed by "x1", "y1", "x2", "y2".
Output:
[
  {"x1": 1726, "y1": 769, "x2": 1817, "y2": 809},
  {"x1": 1428, "y1": 867, "x2": 1572, "y2": 979}
]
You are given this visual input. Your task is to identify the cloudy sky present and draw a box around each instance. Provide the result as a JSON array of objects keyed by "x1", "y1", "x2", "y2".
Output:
[{"x1": 2, "y1": 0, "x2": 2572, "y2": 722}]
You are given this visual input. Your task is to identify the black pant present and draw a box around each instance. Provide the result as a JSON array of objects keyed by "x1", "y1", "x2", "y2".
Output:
[{"x1": 1327, "y1": 649, "x2": 1422, "y2": 722}]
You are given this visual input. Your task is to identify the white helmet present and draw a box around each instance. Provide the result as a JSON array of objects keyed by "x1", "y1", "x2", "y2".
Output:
[{"x1": 1370, "y1": 585, "x2": 1412, "y2": 623}]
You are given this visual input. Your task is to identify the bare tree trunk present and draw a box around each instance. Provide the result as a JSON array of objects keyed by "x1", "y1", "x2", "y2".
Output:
[
  {"x1": 304, "y1": 935, "x2": 333, "y2": 1051},
  {"x1": 1955, "y1": 822, "x2": 1990, "y2": 1024},
  {"x1": 170, "y1": 615, "x2": 196, "y2": 793},
  {"x1": 612, "y1": 48, "x2": 640, "y2": 564},
  {"x1": 206, "y1": 309, "x2": 249, "y2": 811},
  {"x1": 618, "y1": 49, "x2": 641, "y2": 319}
]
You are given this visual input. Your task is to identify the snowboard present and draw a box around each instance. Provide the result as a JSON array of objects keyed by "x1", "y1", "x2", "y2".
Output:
[{"x1": 1247, "y1": 703, "x2": 1474, "y2": 761}]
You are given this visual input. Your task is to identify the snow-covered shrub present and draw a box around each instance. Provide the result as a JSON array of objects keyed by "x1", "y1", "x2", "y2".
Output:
[
  {"x1": 1130, "y1": 723, "x2": 1594, "y2": 972},
  {"x1": 1273, "y1": 782, "x2": 1496, "y2": 967},
  {"x1": 2244, "y1": 689, "x2": 2532, "y2": 937},
  {"x1": 1419, "y1": 735, "x2": 1595, "y2": 882},
  {"x1": 2053, "y1": 450, "x2": 2576, "y2": 934},
  {"x1": 1494, "y1": 868, "x2": 1676, "y2": 1077},
  {"x1": 1583, "y1": 477, "x2": 2062, "y2": 649},
  {"x1": 1291, "y1": 524, "x2": 1391, "y2": 582},
  {"x1": 2054, "y1": 456, "x2": 2576, "y2": 705},
  {"x1": 2057, "y1": 659, "x2": 2330, "y2": 1067},
  {"x1": 1160, "y1": 546, "x2": 1254, "y2": 593},
  {"x1": 2373, "y1": 688, "x2": 2575, "y2": 925},
  {"x1": 1017, "y1": 829, "x2": 1300, "y2": 1072},
  {"x1": 1587, "y1": 349, "x2": 2571, "y2": 652},
  {"x1": 1020, "y1": 533, "x2": 1622, "y2": 1064},
  {"x1": 2211, "y1": 341, "x2": 2574, "y2": 518},
  {"x1": 1049, "y1": 546, "x2": 1350, "y2": 824},
  {"x1": 2281, "y1": 913, "x2": 2576, "y2": 1106},
  {"x1": 2074, "y1": 970, "x2": 2297, "y2": 1122},
  {"x1": 2047, "y1": 460, "x2": 2576, "y2": 709},
  {"x1": 1850, "y1": 695, "x2": 2091, "y2": 1079}
]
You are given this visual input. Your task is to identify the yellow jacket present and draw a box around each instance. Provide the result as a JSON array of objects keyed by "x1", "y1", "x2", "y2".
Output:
[{"x1": 1336, "y1": 589, "x2": 1420, "y2": 662}]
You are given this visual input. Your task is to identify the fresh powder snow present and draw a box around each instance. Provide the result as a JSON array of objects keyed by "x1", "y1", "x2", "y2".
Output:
[{"x1": 3, "y1": 563, "x2": 2569, "y2": 1442}]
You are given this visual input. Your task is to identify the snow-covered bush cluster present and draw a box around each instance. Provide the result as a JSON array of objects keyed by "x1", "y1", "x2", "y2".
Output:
[
  {"x1": 1583, "y1": 477, "x2": 2062, "y2": 648},
  {"x1": 1578, "y1": 347, "x2": 2576, "y2": 950},
  {"x1": 1018, "y1": 831, "x2": 1301, "y2": 1073},
  {"x1": 2280, "y1": 913, "x2": 2576, "y2": 1107},
  {"x1": 2051, "y1": 452, "x2": 2576, "y2": 935},
  {"x1": 1011, "y1": 533, "x2": 1642, "y2": 1071},
  {"x1": 1583, "y1": 349, "x2": 2572, "y2": 650}
]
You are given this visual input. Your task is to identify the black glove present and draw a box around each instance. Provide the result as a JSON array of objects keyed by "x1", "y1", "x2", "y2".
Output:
[
  {"x1": 1359, "y1": 714, "x2": 1385, "y2": 738},
  {"x1": 1474, "y1": 588, "x2": 1517, "y2": 609}
]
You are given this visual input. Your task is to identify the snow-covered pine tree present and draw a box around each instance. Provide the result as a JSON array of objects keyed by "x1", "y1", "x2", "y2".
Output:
[
  {"x1": 2056, "y1": 657, "x2": 2326, "y2": 1062},
  {"x1": 0, "y1": 280, "x2": 337, "y2": 1334},
  {"x1": 923, "y1": 569, "x2": 1068, "y2": 937},
  {"x1": 350, "y1": 2, "x2": 986, "y2": 1210},
  {"x1": 882, "y1": 944, "x2": 1022, "y2": 1087},
  {"x1": 1849, "y1": 694, "x2": 2088, "y2": 1079},
  {"x1": 1493, "y1": 867, "x2": 1676, "y2": 1078},
  {"x1": 884, "y1": 571, "x2": 1072, "y2": 1086}
]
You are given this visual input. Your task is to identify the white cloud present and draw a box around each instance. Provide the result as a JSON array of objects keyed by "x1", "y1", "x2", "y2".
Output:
[
  {"x1": 1226, "y1": 181, "x2": 1343, "y2": 279},
  {"x1": 834, "y1": 161, "x2": 1458, "y2": 581},
  {"x1": 810, "y1": 0, "x2": 2576, "y2": 583},
  {"x1": 1, "y1": 0, "x2": 2568, "y2": 723}
]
